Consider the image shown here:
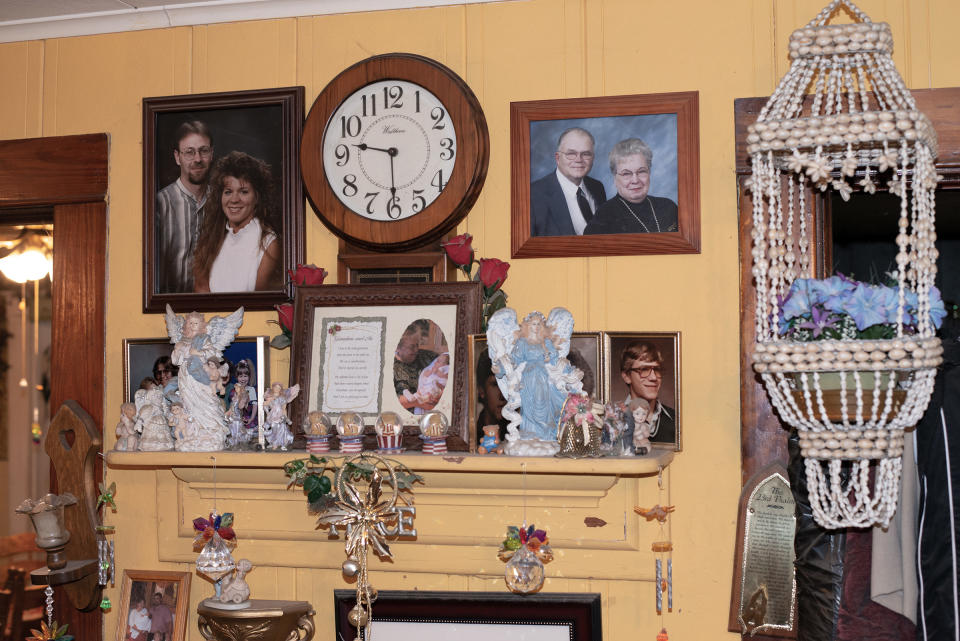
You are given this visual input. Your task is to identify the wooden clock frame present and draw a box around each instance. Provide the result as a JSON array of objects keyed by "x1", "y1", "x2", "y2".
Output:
[{"x1": 300, "y1": 53, "x2": 489, "y2": 252}]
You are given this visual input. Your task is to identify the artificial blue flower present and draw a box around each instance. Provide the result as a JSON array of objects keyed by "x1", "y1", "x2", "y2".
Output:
[
  {"x1": 797, "y1": 305, "x2": 838, "y2": 338},
  {"x1": 844, "y1": 283, "x2": 891, "y2": 330},
  {"x1": 781, "y1": 280, "x2": 813, "y2": 320}
]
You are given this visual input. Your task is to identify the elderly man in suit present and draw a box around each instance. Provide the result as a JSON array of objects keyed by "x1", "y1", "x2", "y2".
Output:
[{"x1": 530, "y1": 127, "x2": 606, "y2": 236}]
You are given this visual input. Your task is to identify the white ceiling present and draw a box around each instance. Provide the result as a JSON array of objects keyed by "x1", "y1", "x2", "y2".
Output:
[{"x1": 0, "y1": 0, "x2": 511, "y2": 43}]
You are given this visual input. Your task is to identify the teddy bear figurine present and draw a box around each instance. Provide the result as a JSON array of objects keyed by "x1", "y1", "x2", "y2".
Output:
[{"x1": 477, "y1": 424, "x2": 504, "y2": 455}]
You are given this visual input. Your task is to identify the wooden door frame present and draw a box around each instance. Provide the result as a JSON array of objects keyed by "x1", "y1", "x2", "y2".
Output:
[{"x1": 0, "y1": 133, "x2": 107, "y2": 638}]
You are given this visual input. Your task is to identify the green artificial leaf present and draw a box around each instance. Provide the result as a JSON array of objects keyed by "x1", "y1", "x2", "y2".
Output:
[
  {"x1": 318, "y1": 475, "x2": 332, "y2": 493},
  {"x1": 309, "y1": 454, "x2": 326, "y2": 464},
  {"x1": 307, "y1": 487, "x2": 323, "y2": 504},
  {"x1": 270, "y1": 334, "x2": 292, "y2": 350},
  {"x1": 303, "y1": 474, "x2": 322, "y2": 494}
]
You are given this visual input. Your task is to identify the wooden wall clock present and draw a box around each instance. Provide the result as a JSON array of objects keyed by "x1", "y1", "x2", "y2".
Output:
[{"x1": 301, "y1": 53, "x2": 489, "y2": 252}]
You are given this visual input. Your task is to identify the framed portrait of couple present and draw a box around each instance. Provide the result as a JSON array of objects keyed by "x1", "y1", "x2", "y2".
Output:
[
  {"x1": 510, "y1": 91, "x2": 700, "y2": 258},
  {"x1": 142, "y1": 87, "x2": 305, "y2": 312},
  {"x1": 115, "y1": 569, "x2": 190, "y2": 641}
]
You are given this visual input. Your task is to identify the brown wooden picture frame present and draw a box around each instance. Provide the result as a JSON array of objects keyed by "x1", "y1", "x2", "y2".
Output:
[
  {"x1": 511, "y1": 91, "x2": 700, "y2": 258},
  {"x1": 116, "y1": 569, "x2": 191, "y2": 641},
  {"x1": 289, "y1": 282, "x2": 482, "y2": 449},
  {"x1": 142, "y1": 87, "x2": 304, "y2": 312},
  {"x1": 603, "y1": 331, "x2": 681, "y2": 451},
  {"x1": 334, "y1": 590, "x2": 602, "y2": 641}
]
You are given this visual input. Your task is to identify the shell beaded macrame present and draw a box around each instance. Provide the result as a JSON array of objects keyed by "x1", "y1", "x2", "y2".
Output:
[{"x1": 748, "y1": 0, "x2": 941, "y2": 528}]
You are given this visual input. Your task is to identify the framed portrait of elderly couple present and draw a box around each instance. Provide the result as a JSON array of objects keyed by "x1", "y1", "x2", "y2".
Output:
[
  {"x1": 510, "y1": 91, "x2": 700, "y2": 258},
  {"x1": 142, "y1": 87, "x2": 305, "y2": 312}
]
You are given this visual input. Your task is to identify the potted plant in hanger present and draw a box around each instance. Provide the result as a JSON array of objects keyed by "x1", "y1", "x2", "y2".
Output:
[{"x1": 774, "y1": 273, "x2": 947, "y2": 417}]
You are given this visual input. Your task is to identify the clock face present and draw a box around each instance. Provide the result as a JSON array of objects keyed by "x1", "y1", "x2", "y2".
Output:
[{"x1": 322, "y1": 80, "x2": 457, "y2": 222}]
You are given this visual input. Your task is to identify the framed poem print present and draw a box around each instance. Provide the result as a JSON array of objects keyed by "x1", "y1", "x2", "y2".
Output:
[
  {"x1": 603, "y1": 331, "x2": 681, "y2": 451},
  {"x1": 334, "y1": 590, "x2": 601, "y2": 641},
  {"x1": 116, "y1": 570, "x2": 191, "y2": 641},
  {"x1": 469, "y1": 331, "x2": 601, "y2": 451},
  {"x1": 289, "y1": 282, "x2": 482, "y2": 449},
  {"x1": 143, "y1": 87, "x2": 305, "y2": 312},
  {"x1": 510, "y1": 92, "x2": 700, "y2": 258}
]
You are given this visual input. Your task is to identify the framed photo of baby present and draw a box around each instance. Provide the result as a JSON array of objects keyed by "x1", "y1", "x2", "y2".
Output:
[
  {"x1": 603, "y1": 331, "x2": 681, "y2": 451},
  {"x1": 115, "y1": 569, "x2": 190, "y2": 641},
  {"x1": 510, "y1": 92, "x2": 700, "y2": 259},
  {"x1": 143, "y1": 87, "x2": 305, "y2": 312}
]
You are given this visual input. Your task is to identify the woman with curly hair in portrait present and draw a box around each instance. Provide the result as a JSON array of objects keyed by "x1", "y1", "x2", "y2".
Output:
[{"x1": 193, "y1": 151, "x2": 282, "y2": 292}]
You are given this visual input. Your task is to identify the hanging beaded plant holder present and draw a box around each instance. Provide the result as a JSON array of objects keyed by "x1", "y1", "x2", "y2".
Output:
[{"x1": 748, "y1": 0, "x2": 942, "y2": 529}]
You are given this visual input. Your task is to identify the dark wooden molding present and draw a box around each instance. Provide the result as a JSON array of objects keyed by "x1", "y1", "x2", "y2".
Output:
[
  {"x1": 0, "y1": 134, "x2": 107, "y2": 206},
  {"x1": 0, "y1": 133, "x2": 108, "y2": 639}
]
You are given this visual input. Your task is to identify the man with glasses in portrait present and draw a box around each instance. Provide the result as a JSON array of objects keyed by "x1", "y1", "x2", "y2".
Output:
[
  {"x1": 156, "y1": 120, "x2": 214, "y2": 293},
  {"x1": 530, "y1": 127, "x2": 606, "y2": 236},
  {"x1": 619, "y1": 340, "x2": 676, "y2": 446},
  {"x1": 585, "y1": 137, "x2": 678, "y2": 235}
]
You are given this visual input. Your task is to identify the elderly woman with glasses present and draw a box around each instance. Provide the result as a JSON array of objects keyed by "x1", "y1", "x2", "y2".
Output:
[
  {"x1": 584, "y1": 138, "x2": 678, "y2": 235},
  {"x1": 619, "y1": 341, "x2": 676, "y2": 446}
]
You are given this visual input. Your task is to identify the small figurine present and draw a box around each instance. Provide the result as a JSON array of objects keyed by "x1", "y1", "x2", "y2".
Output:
[
  {"x1": 164, "y1": 305, "x2": 243, "y2": 452},
  {"x1": 263, "y1": 382, "x2": 300, "y2": 451},
  {"x1": 169, "y1": 403, "x2": 200, "y2": 449},
  {"x1": 634, "y1": 504, "x2": 676, "y2": 523},
  {"x1": 629, "y1": 398, "x2": 652, "y2": 455},
  {"x1": 556, "y1": 393, "x2": 604, "y2": 458},
  {"x1": 486, "y1": 307, "x2": 583, "y2": 456},
  {"x1": 477, "y1": 424, "x2": 504, "y2": 455},
  {"x1": 114, "y1": 402, "x2": 139, "y2": 451},
  {"x1": 202, "y1": 358, "x2": 229, "y2": 396},
  {"x1": 218, "y1": 558, "x2": 252, "y2": 605},
  {"x1": 135, "y1": 387, "x2": 175, "y2": 451}
]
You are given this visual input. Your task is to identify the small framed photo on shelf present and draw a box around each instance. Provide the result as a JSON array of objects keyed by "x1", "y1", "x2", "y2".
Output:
[
  {"x1": 469, "y1": 331, "x2": 602, "y2": 451},
  {"x1": 142, "y1": 87, "x2": 305, "y2": 313},
  {"x1": 116, "y1": 569, "x2": 191, "y2": 641},
  {"x1": 289, "y1": 282, "x2": 482, "y2": 450},
  {"x1": 603, "y1": 331, "x2": 681, "y2": 451},
  {"x1": 123, "y1": 336, "x2": 269, "y2": 432},
  {"x1": 510, "y1": 91, "x2": 700, "y2": 258}
]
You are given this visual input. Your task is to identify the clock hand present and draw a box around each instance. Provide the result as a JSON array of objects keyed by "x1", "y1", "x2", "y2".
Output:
[
  {"x1": 353, "y1": 143, "x2": 393, "y2": 155},
  {"x1": 388, "y1": 150, "x2": 396, "y2": 196}
]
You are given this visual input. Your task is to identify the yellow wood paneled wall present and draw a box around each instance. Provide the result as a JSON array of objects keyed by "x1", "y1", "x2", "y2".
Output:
[{"x1": 2, "y1": 0, "x2": 960, "y2": 639}]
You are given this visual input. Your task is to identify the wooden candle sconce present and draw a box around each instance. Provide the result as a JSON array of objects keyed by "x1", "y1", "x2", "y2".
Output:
[{"x1": 29, "y1": 400, "x2": 104, "y2": 611}]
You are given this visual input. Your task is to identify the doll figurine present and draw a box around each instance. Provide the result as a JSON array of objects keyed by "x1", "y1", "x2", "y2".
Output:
[
  {"x1": 114, "y1": 402, "x2": 139, "y2": 451},
  {"x1": 169, "y1": 403, "x2": 200, "y2": 449},
  {"x1": 486, "y1": 307, "x2": 583, "y2": 456},
  {"x1": 477, "y1": 424, "x2": 504, "y2": 455},
  {"x1": 263, "y1": 382, "x2": 300, "y2": 451},
  {"x1": 165, "y1": 305, "x2": 243, "y2": 452},
  {"x1": 135, "y1": 387, "x2": 175, "y2": 451},
  {"x1": 630, "y1": 398, "x2": 652, "y2": 455},
  {"x1": 219, "y1": 559, "x2": 252, "y2": 605}
]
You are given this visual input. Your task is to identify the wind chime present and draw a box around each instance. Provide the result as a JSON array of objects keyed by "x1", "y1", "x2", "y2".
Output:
[
  {"x1": 748, "y1": 0, "x2": 941, "y2": 528},
  {"x1": 635, "y1": 466, "x2": 674, "y2": 641},
  {"x1": 193, "y1": 458, "x2": 239, "y2": 600},
  {"x1": 497, "y1": 463, "x2": 553, "y2": 594}
]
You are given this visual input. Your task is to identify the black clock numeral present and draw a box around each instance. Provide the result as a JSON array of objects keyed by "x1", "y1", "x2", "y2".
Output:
[
  {"x1": 431, "y1": 169, "x2": 447, "y2": 192},
  {"x1": 439, "y1": 138, "x2": 454, "y2": 160},
  {"x1": 361, "y1": 93, "x2": 377, "y2": 117},
  {"x1": 430, "y1": 106, "x2": 446, "y2": 130},
  {"x1": 414, "y1": 90, "x2": 421, "y2": 113},
  {"x1": 411, "y1": 189, "x2": 426, "y2": 213},
  {"x1": 364, "y1": 191, "x2": 379, "y2": 215},
  {"x1": 383, "y1": 85, "x2": 403, "y2": 108},
  {"x1": 342, "y1": 174, "x2": 358, "y2": 197},
  {"x1": 340, "y1": 115, "x2": 361, "y2": 138},
  {"x1": 334, "y1": 144, "x2": 350, "y2": 166},
  {"x1": 386, "y1": 196, "x2": 402, "y2": 219}
]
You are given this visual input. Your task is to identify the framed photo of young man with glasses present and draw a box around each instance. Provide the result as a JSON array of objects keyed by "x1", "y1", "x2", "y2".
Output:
[
  {"x1": 510, "y1": 92, "x2": 700, "y2": 258},
  {"x1": 603, "y1": 331, "x2": 681, "y2": 451},
  {"x1": 143, "y1": 87, "x2": 304, "y2": 312}
]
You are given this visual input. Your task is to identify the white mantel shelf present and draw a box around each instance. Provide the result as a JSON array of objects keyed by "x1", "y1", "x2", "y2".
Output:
[
  {"x1": 105, "y1": 448, "x2": 674, "y2": 474},
  {"x1": 106, "y1": 448, "x2": 674, "y2": 581}
]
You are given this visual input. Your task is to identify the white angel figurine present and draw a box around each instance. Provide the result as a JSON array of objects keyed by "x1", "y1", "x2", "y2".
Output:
[
  {"x1": 135, "y1": 386, "x2": 174, "y2": 451},
  {"x1": 165, "y1": 305, "x2": 243, "y2": 452},
  {"x1": 263, "y1": 382, "x2": 300, "y2": 451},
  {"x1": 486, "y1": 307, "x2": 583, "y2": 456}
]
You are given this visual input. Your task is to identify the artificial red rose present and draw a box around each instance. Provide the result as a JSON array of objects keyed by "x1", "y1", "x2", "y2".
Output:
[
  {"x1": 441, "y1": 233, "x2": 474, "y2": 267},
  {"x1": 477, "y1": 258, "x2": 509, "y2": 292},
  {"x1": 288, "y1": 264, "x2": 327, "y2": 287},
  {"x1": 276, "y1": 303, "x2": 294, "y2": 333}
]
